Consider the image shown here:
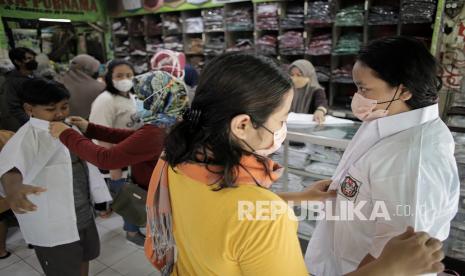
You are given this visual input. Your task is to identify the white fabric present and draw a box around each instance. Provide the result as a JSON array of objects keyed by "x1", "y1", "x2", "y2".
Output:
[
  {"x1": 306, "y1": 104, "x2": 460, "y2": 275},
  {"x1": 89, "y1": 91, "x2": 137, "y2": 129},
  {"x1": 0, "y1": 118, "x2": 110, "y2": 247},
  {"x1": 123, "y1": 0, "x2": 142, "y2": 10},
  {"x1": 287, "y1": 112, "x2": 354, "y2": 128}
]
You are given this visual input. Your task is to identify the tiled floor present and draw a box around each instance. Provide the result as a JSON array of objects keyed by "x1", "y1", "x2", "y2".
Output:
[{"x1": 0, "y1": 214, "x2": 161, "y2": 276}]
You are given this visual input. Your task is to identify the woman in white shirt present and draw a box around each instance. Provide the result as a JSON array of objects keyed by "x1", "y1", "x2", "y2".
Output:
[
  {"x1": 306, "y1": 36, "x2": 460, "y2": 275},
  {"x1": 89, "y1": 59, "x2": 143, "y2": 245}
]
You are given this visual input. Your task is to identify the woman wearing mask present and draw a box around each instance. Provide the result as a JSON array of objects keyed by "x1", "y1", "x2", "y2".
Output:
[
  {"x1": 144, "y1": 53, "x2": 445, "y2": 276},
  {"x1": 57, "y1": 54, "x2": 105, "y2": 119},
  {"x1": 306, "y1": 36, "x2": 459, "y2": 276},
  {"x1": 289, "y1": 59, "x2": 328, "y2": 124},
  {"x1": 89, "y1": 59, "x2": 140, "y2": 243}
]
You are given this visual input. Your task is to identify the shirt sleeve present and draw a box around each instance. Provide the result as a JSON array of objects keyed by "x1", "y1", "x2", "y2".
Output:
[
  {"x1": 312, "y1": 88, "x2": 328, "y2": 111},
  {"x1": 59, "y1": 126, "x2": 164, "y2": 170},
  {"x1": 85, "y1": 123, "x2": 137, "y2": 144},
  {"x1": 89, "y1": 93, "x2": 114, "y2": 128},
  {"x1": 236, "y1": 210, "x2": 308, "y2": 276}
]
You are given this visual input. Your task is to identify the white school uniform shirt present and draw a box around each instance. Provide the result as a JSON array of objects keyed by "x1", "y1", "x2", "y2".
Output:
[
  {"x1": 306, "y1": 104, "x2": 460, "y2": 276},
  {"x1": 0, "y1": 118, "x2": 111, "y2": 247}
]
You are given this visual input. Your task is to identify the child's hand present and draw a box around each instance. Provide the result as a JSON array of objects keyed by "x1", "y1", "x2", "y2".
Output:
[
  {"x1": 66, "y1": 116, "x2": 89, "y2": 133},
  {"x1": 49, "y1": 122, "x2": 70, "y2": 138},
  {"x1": 7, "y1": 184, "x2": 46, "y2": 214}
]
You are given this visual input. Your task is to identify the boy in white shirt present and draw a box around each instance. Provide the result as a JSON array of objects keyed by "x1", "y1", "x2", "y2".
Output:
[{"x1": 0, "y1": 78, "x2": 110, "y2": 276}]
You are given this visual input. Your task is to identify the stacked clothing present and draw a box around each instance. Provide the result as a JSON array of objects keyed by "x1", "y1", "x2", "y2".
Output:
[
  {"x1": 306, "y1": 144, "x2": 343, "y2": 165},
  {"x1": 401, "y1": 0, "x2": 437, "y2": 23},
  {"x1": 335, "y1": 5, "x2": 364, "y2": 26},
  {"x1": 186, "y1": 38, "x2": 203, "y2": 54},
  {"x1": 369, "y1": 6, "x2": 398, "y2": 25},
  {"x1": 128, "y1": 17, "x2": 144, "y2": 36},
  {"x1": 162, "y1": 14, "x2": 182, "y2": 35},
  {"x1": 146, "y1": 38, "x2": 164, "y2": 54},
  {"x1": 184, "y1": 17, "x2": 204, "y2": 33},
  {"x1": 306, "y1": 1, "x2": 334, "y2": 25},
  {"x1": 332, "y1": 33, "x2": 362, "y2": 55},
  {"x1": 130, "y1": 56, "x2": 149, "y2": 75},
  {"x1": 163, "y1": 36, "x2": 183, "y2": 52},
  {"x1": 226, "y1": 39, "x2": 254, "y2": 53},
  {"x1": 203, "y1": 8, "x2": 224, "y2": 32},
  {"x1": 114, "y1": 40, "x2": 129, "y2": 57},
  {"x1": 271, "y1": 173, "x2": 304, "y2": 193},
  {"x1": 305, "y1": 162, "x2": 337, "y2": 177},
  {"x1": 129, "y1": 37, "x2": 147, "y2": 56},
  {"x1": 204, "y1": 36, "x2": 225, "y2": 56},
  {"x1": 225, "y1": 7, "x2": 254, "y2": 31},
  {"x1": 145, "y1": 16, "x2": 163, "y2": 37},
  {"x1": 316, "y1": 66, "x2": 331, "y2": 82},
  {"x1": 307, "y1": 34, "x2": 332, "y2": 56},
  {"x1": 331, "y1": 65, "x2": 353, "y2": 83},
  {"x1": 281, "y1": 5, "x2": 305, "y2": 29},
  {"x1": 113, "y1": 21, "x2": 128, "y2": 36},
  {"x1": 279, "y1": 31, "x2": 305, "y2": 55},
  {"x1": 256, "y1": 35, "x2": 278, "y2": 55},
  {"x1": 256, "y1": 3, "x2": 279, "y2": 30}
]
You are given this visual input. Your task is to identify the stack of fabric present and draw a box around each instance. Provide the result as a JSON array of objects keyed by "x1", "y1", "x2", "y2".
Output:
[
  {"x1": 226, "y1": 39, "x2": 254, "y2": 53},
  {"x1": 146, "y1": 38, "x2": 164, "y2": 55},
  {"x1": 306, "y1": 1, "x2": 334, "y2": 25},
  {"x1": 186, "y1": 38, "x2": 203, "y2": 54},
  {"x1": 306, "y1": 34, "x2": 332, "y2": 56},
  {"x1": 331, "y1": 65, "x2": 353, "y2": 83},
  {"x1": 114, "y1": 40, "x2": 129, "y2": 57},
  {"x1": 281, "y1": 5, "x2": 305, "y2": 29},
  {"x1": 401, "y1": 0, "x2": 437, "y2": 23},
  {"x1": 256, "y1": 35, "x2": 278, "y2": 55},
  {"x1": 316, "y1": 66, "x2": 331, "y2": 82},
  {"x1": 128, "y1": 17, "x2": 144, "y2": 36},
  {"x1": 145, "y1": 16, "x2": 162, "y2": 37},
  {"x1": 129, "y1": 37, "x2": 147, "y2": 57},
  {"x1": 203, "y1": 8, "x2": 224, "y2": 32},
  {"x1": 163, "y1": 14, "x2": 182, "y2": 35},
  {"x1": 305, "y1": 162, "x2": 337, "y2": 177},
  {"x1": 332, "y1": 33, "x2": 362, "y2": 55},
  {"x1": 225, "y1": 7, "x2": 254, "y2": 31},
  {"x1": 184, "y1": 17, "x2": 204, "y2": 33},
  {"x1": 369, "y1": 6, "x2": 398, "y2": 25},
  {"x1": 335, "y1": 5, "x2": 364, "y2": 26},
  {"x1": 256, "y1": 3, "x2": 279, "y2": 30},
  {"x1": 271, "y1": 173, "x2": 304, "y2": 193},
  {"x1": 113, "y1": 21, "x2": 128, "y2": 36},
  {"x1": 163, "y1": 36, "x2": 183, "y2": 52},
  {"x1": 204, "y1": 36, "x2": 225, "y2": 56},
  {"x1": 279, "y1": 31, "x2": 305, "y2": 55}
]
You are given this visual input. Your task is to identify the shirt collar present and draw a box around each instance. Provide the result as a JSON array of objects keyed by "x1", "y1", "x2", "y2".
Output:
[
  {"x1": 376, "y1": 104, "x2": 439, "y2": 138},
  {"x1": 29, "y1": 118, "x2": 50, "y2": 131}
]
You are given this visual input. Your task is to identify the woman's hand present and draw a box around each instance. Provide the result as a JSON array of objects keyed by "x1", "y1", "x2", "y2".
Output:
[
  {"x1": 377, "y1": 227, "x2": 445, "y2": 276},
  {"x1": 301, "y1": 179, "x2": 336, "y2": 201},
  {"x1": 66, "y1": 116, "x2": 89, "y2": 133},
  {"x1": 313, "y1": 109, "x2": 326, "y2": 125},
  {"x1": 49, "y1": 122, "x2": 70, "y2": 138}
]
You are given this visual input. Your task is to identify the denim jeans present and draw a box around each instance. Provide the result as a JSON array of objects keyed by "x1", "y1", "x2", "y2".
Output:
[{"x1": 109, "y1": 179, "x2": 140, "y2": 233}]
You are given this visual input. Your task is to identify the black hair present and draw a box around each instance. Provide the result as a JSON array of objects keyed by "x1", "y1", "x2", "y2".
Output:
[
  {"x1": 20, "y1": 78, "x2": 70, "y2": 105},
  {"x1": 104, "y1": 59, "x2": 135, "y2": 95},
  {"x1": 357, "y1": 36, "x2": 440, "y2": 109},
  {"x1": 164, "y1": 53, "x2": 292, "y2": 190},
  {"x1": 9, "y1": 47, "x2": 36, "y2": 69}
]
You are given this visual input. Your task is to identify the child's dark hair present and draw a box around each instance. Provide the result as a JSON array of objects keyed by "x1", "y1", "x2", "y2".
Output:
[
  {"x1": 104, "y1": 59, "x2": 135, "y2": 95},
  {"x1": 20, "y1": 78, "x2": 70, "y2": 105},
  {"x1": 164, "y1": 53, "x2": 292, "y2": 190},
  {"x1": 357, "y1": 36, "x2": 440, "y2": 109}
]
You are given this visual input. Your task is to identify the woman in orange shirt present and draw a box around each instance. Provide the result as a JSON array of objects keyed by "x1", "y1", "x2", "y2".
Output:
[{"x1": 145, "y1": 53, "x2": 444, "y2": 276}]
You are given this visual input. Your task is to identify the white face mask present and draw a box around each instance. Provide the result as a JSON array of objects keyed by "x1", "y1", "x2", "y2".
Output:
[
  {"x1": 254, "y1": 122, "x2": 288, "y2": 156},
  {"x1": 113, "y1": 78, "x2": 134, "y2": 92}
]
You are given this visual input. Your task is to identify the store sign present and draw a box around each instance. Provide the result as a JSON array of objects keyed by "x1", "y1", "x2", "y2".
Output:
[{"x1": 0, "y1": 0, "x2": 102, "y2": 21}]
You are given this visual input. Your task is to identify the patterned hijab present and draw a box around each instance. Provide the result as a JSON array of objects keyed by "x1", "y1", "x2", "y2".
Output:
[{"x1": 133, "y1": 70, "x2": 189, "y2": 127}]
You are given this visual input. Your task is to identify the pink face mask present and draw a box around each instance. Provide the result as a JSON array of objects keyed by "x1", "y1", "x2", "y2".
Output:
[
  {"x1": 351, "y1": 93, "x2": 389, "y2": 121},
  {"x1": 255, "y1": 122, "x2": 287, "y2": 156}
]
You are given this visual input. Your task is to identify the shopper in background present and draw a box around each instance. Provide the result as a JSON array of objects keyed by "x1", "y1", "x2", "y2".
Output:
[
  {"x1": 0, "y1": 59, "x2": 15, "y2": 130},
  {"x1": 307, "y1": 36, "x2": 459, "y2": 276},
  {"x1": 35, "y1": 53, "x2": 56, "y2": 80},
  {"x1": 0, "y1": 130, "x2": 15, "y2": 260},
  {"x1": 184, "y1": 64, "x2": 199, "y2": 104},
  {"x1": 2, "y1": 47, "x2": 38, "y2": 131},
  {"x1": 48, "y1": 70, "x2": 188, "y2": 247},
  {"x1": 150, "y1": 49, "x2": 186, "y2": 78},
  {"x1": 144, "y1": 53, "x2": 445, "y2": 275},
  {"x1": 0, "y1": 79, "x2": 110, "y2": 276},
  {"x1": 289, "y1": 59, "x2": 328, "y2": 124},
  {"x1": 57, "y1": 54, "x2": 105, "y2": 119}
]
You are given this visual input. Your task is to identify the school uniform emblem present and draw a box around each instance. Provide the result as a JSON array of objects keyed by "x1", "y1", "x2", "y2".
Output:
[{"x1": 339, "y1": 175, "x2": 361, "y2": 200}]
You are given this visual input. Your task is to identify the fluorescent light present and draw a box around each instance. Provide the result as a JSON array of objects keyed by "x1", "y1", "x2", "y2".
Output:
[{"x1": 39, "y1": 18, "x2": 71, "y2": 23}]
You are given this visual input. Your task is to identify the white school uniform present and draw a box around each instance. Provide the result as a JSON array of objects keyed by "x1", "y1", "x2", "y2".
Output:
[
  {"x1": 306, "y1": 104, "x2": 460, "y2": 275},
  {"x1": 0, "y1": 118, "x2": 111, "y2": 247}
]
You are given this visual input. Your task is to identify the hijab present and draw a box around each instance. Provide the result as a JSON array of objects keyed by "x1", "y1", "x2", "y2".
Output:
[{"x1": 290, "y1": 59, "x2": 324, "y2": 113}]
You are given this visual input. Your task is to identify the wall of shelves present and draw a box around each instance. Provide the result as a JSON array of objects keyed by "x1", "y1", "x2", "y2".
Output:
[{"x1": 110, "y1": 0, "x2": 444, "y2": 118}]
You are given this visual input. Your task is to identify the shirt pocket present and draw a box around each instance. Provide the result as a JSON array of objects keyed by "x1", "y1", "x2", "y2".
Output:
[{"x1": 40, "y1": 164, "x2": 75, "y2": 223}]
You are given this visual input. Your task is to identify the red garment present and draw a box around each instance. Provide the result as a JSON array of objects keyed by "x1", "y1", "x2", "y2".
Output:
[{"x1": 59, "y1": 123, "x2": 165, "y2": 189}]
